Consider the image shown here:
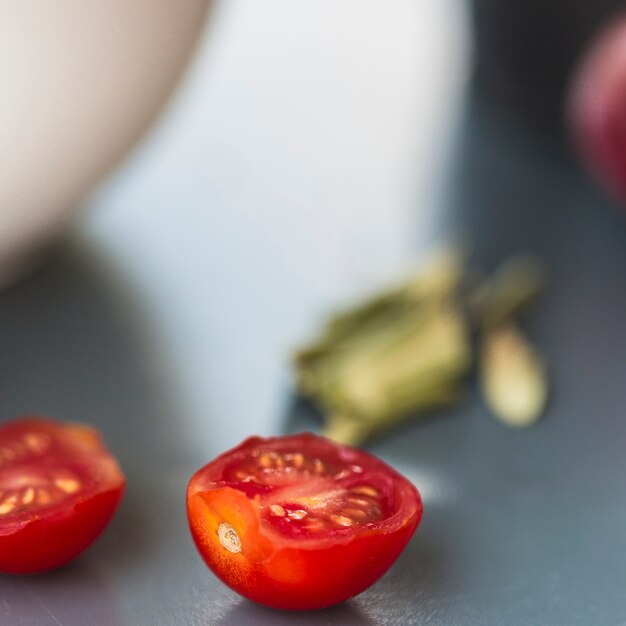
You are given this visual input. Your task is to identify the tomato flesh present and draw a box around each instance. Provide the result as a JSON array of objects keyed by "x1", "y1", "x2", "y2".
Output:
[
  {"x1": 187, "y1": 433, "x2": 422, "y2": 610},
  {"x1": 0, "y1": 416, "x2": 125, "y2": 573}
]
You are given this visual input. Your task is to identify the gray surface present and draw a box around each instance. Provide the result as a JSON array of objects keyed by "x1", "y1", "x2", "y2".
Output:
[{"x1": 2, "y1": 85, "x2": 626, "y2": 625}]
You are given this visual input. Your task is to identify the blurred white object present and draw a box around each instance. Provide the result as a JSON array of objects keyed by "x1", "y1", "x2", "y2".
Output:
[
  {"x1": 0, "y1": 0, "x2": 209, "y2": 287},
  {"x1": 87, "y1": 0, "x2": 470, "y2": 448}
]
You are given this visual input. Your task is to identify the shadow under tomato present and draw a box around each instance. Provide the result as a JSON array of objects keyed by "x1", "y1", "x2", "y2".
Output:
[
  {"x1": 215, "y1": 597, "x2": 377, "y2": 626},
  {"x1": 0, "y1": 240, "x2": 193, "y2": 618},
  {"x1": 0, "y1": 241, "x2": 186, "y2": 471},
  {"x1": 352, "y1": 511, "x2": 462, "y2": 621}
]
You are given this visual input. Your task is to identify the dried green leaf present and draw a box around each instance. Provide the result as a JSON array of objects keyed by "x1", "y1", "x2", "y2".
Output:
[
  {"x1": 293, "y1": 248, "x2": 464, "y2": 367},
  {"x1": 322, "y1": 383, "x2": 461, "y2": 446},
  {"x1": 322, "y1": 305, "x2": 470, "y2": 419},
  {"x1": 471, "y1": 255, "x2": 546, "y2": 329},
  {"x1": 293, "y1": 248, "x2": 549, "y2": 445}
]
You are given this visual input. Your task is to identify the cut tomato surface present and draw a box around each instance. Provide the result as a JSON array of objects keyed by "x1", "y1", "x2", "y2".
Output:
[
  {"x1": 187, "y1": 433, "x2": 422, "y2": 610},
  {"x1": 0, "y1": 416, "x2": 125, "y2": 574}
]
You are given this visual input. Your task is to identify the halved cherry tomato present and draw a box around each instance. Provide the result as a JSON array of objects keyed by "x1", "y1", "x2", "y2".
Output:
[
  {"x1": 0, "y1": 416, "x2": 125, "y2": 573},
  {"x1": 187, "y1": 433, "x2": 422, "y2": 610}
]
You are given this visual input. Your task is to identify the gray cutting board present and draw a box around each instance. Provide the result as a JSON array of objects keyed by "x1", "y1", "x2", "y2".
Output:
[{"x1": 0, "y1": 87, "x2": 625, "y2": 625}]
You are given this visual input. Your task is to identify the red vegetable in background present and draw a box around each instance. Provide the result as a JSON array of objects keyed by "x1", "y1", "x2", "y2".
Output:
[
  {"x1": 569, "y1": 11, "x2": 626, "y2": 204},
  {"x1": 187, "y1": 433, "x2": 422, "y2": 610},
  {"x1": 0, "y1": 416, "x2": 125, "y2": 574}
]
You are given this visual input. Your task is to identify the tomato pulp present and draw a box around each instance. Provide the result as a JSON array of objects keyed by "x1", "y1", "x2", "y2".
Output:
[
  {"x1": 0, "y1": 416, "x2": 125, "y2": 573},
  {"x1": 187, "y1": 433, "x2": 422, "y2": 610}
]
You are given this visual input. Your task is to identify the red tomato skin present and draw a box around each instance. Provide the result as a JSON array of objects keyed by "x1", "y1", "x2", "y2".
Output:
[
  {"x1": 190, "y1": 498, "x2": 419, "y2": 610},
  {"x1": 187, "y1": 434, "x2": 422, "y2": 610},
  {"x1": 0, "y1": 487, "x2": 124, "y2": 574},
  {"x1": 569, "y1": 11, "x2": 626, "y2": 205},
  {"x1": 0, "y1": 416, "x2": 126, "y2": 574}
]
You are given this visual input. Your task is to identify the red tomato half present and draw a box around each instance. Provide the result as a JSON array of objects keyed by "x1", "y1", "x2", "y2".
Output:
[
  {"x1": 0, "y1": 416, "x2": 125, "y2": 574},
  {"x1": 187, "y1": 433, "x2": 422, "y2": 610}
]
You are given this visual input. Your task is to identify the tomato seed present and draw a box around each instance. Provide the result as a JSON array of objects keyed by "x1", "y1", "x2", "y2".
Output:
[
  {"x1": 288, "y1": 509, "x2": 307, "y2": 520},
  {"x1": 54, "y1": 478, "x2": 80, "y2": 494},
  {"x1": 343, "y1": 508, "x2": 368, "y2": 520},
  {"x1": 23, "y1": 433, "x2": 50, "y2": 454},
  {"x1": 330, "y1": 514, "x2": 353, "y2": 527},
  {"x1": 334, "y1": 469, "x2": 352, "y2": 480},
  {"x1": 347, "y1": 496, "x2": 370, "y2": 506},
  {"x1": 269, "y1": 504, "x2": 286, "y2": 517},
  {"x1": 0, "y1": 495, "x2": 18, "y2": 515},
  {"x1": 304, "y1": 518, "x2": 326, "y2": 530},
  {"x1": 22, "y1": 488, "x2": 35, "y2": 505},
  {"x1": 217, "y1": 522, "x2": 242, "y2": 554},
  {"x1": 259, "y1": 453, "x2": 273, "y2": 468},
  {"x1": 352, "y1": 485, "x2": 378, "y2": 497}
]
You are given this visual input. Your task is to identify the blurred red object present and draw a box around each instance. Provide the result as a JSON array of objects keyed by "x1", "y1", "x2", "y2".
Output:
[{"x1": 569, "y1": 11, "x2": 626, "y2": 205}]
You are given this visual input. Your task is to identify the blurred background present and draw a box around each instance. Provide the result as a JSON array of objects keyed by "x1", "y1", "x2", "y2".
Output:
[
  {"x1": 1, "y1": 0, "x2": 470, "y2": 452},
  {"x1": 84, "y1": 0, "x2": 469, "y2": 451},
  {"x1": 2, "y1": 1, "x2": 626, "y2": 624}
]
